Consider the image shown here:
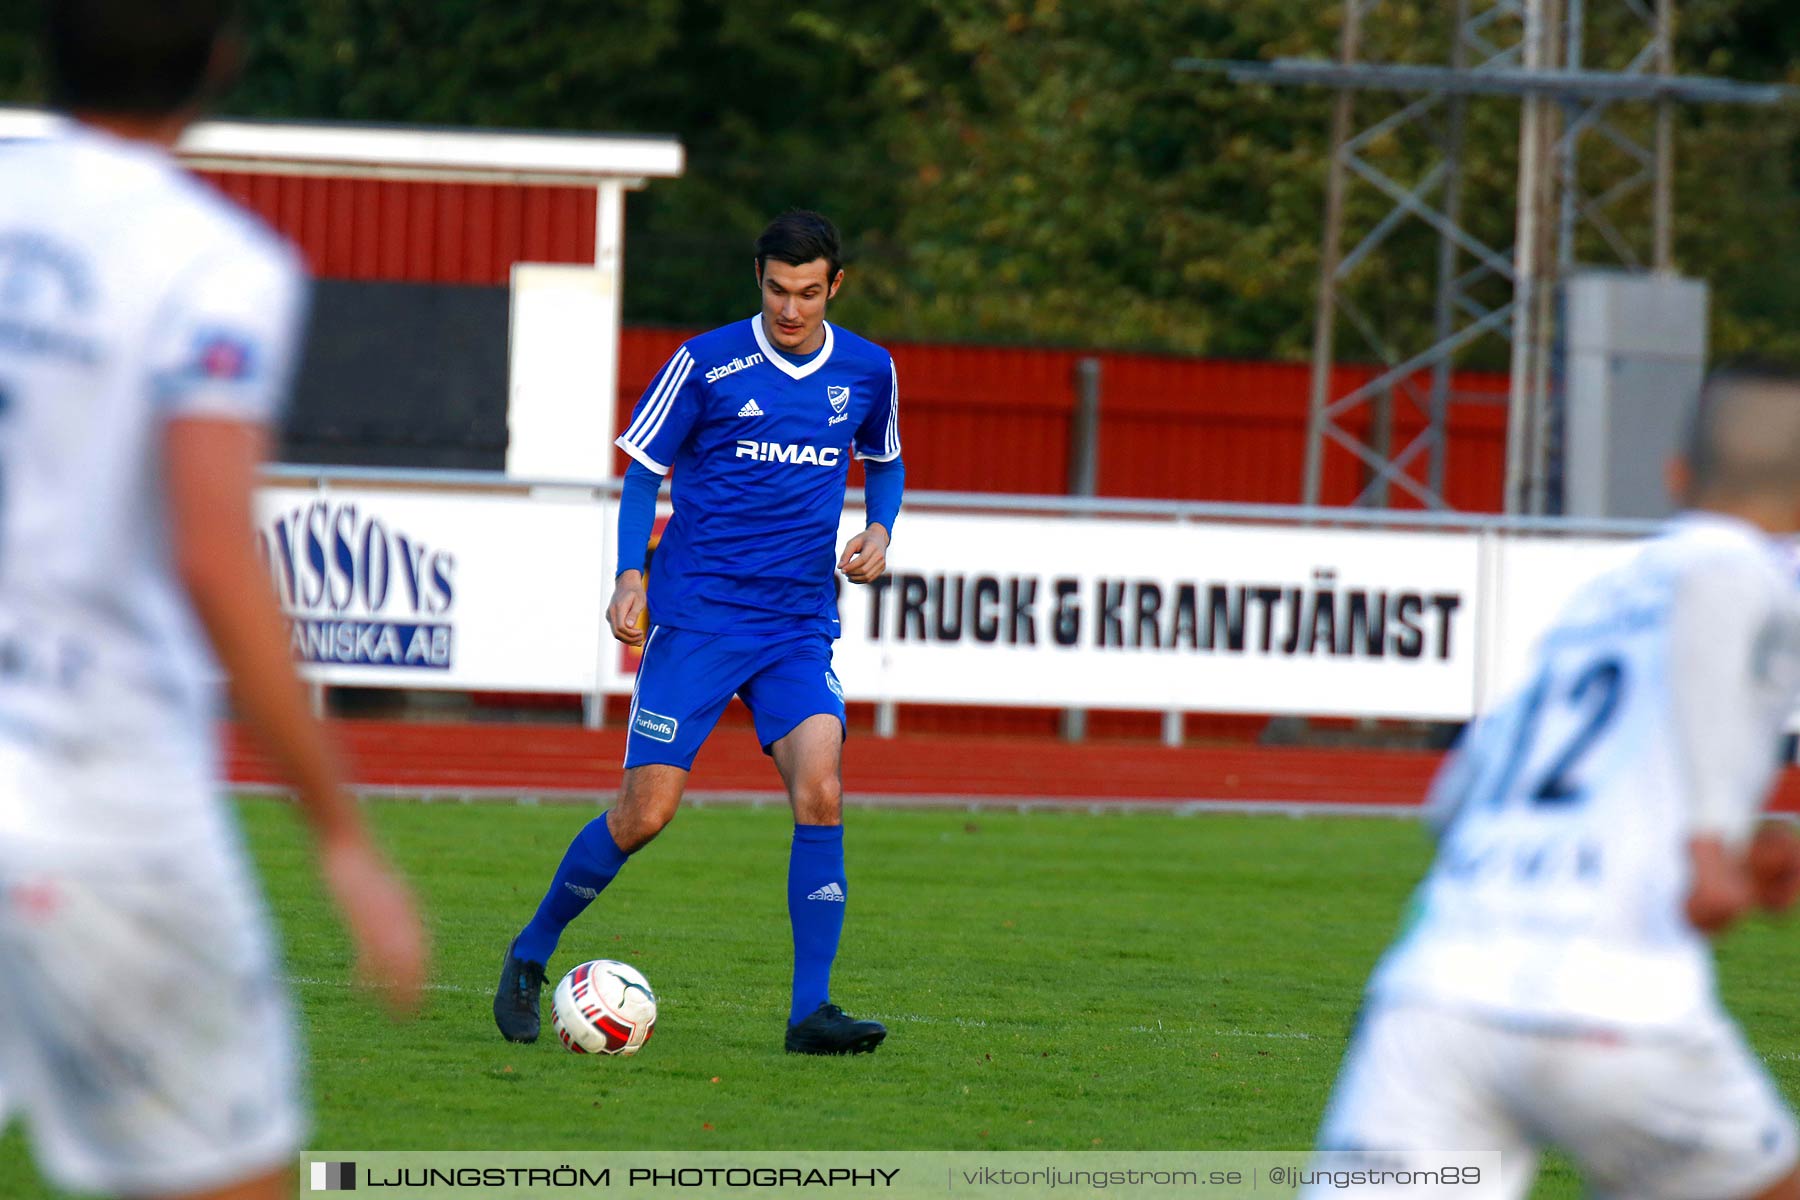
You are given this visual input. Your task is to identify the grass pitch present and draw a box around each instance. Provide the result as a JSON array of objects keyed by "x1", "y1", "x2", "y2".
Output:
[{"x1": 3, "y1": 799, "x2": 1797, "y2": 1196}]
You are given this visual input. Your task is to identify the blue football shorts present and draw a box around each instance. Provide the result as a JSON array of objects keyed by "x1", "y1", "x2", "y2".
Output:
[{"x1": 624, "y1": 626, "x2": 847, "y2": 770}]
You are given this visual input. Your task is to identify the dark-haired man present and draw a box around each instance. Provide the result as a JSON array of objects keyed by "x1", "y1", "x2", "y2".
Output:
[
  {"x1": 0, "y1": 3, "x2": 427, "y2": 1199},
  {"x1": 495, "y1": 211, "x2": 904, "y2": 1055}
]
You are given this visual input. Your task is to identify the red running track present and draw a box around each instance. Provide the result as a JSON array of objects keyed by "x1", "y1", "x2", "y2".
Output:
[{"x1": 223, "y1": 720, "x2": 1800, "y2": 813}]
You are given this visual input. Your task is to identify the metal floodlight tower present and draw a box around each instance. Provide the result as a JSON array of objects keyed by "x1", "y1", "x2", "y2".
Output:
[{"x1": 1178, "y1": 0, "x2": 1787, "y2": 513}]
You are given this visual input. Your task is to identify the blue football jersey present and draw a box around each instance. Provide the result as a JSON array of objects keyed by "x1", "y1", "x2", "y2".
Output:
[{"x1": 616, "y1": 317, "x2": 902, "y2": 636}]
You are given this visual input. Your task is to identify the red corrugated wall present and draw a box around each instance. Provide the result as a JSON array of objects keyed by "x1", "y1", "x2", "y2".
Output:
[
  {"x1": 196, "y1": 171, "x2": 1508, "y2": 508},
  {"x1": 198, "y1": 172, "x2": 597, "y2": 283},
  {"x1": 619, "y1": 327, "x2": 1509, "y2": 510}
]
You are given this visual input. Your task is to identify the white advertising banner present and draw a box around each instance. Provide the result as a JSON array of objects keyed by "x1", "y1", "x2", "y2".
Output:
[
  {"x1": 1477, "y1": 531, "x2": 1800, "y2": 731},
  {"x1": 255, "y1": 486, "x2": 608, "y2": 692},
  {"x1": 827, "y1": 512, "x2": 1483, "y2": 719},
  {"x1": 266, "y1": 481, "x2": 1674, "y2": 724},
  {"x1": 1480, "y1": 533, "x2": 1646, "y2": 706}
]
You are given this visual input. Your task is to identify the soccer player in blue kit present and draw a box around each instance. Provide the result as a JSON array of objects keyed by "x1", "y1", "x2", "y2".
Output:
[{"x1": 494, "y1": 211, "x2": 904, "y2": 1054}]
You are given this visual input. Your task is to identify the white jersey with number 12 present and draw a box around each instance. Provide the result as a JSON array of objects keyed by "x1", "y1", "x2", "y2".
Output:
[{"x1": 1371, "y1": 513, "x2": 1800, "y2": 1033}]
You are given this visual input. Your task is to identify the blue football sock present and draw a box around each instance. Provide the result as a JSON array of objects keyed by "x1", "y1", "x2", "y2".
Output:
[
  {"x1": 787, "y1": 823, "x2": 847, "y2": 1026},
  {"x1": 514, "y1": 815, "x2": 631, "y2": 966}
]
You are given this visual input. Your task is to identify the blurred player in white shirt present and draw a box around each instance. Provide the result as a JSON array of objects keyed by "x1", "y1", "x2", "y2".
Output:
[
  {"x1": 0, "y1": 3, "x2": 426, "y2": 1198},
  {"x1": 1310, "y1": 367, "x2": 1800, "y2": 1199}
]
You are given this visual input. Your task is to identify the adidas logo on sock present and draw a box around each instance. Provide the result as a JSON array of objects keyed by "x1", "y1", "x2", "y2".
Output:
[
  {"x1": 806, "y1": 882, "x2": 846, "y2": 902},
  {"x1": 563, "y1": 882, "x2": 599, "y2": 901},
  {"x1": 737, "y1": 399, "x2": 765, "y2": 418}
]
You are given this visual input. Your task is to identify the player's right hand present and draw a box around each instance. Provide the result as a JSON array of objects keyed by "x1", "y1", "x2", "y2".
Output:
[
  {"x1": 321, "y1": 835, "x2": 430, "y2": 1019},
  {"x1": 608, "y1": 571, "x2": 649, "y2": 646},
  {"x1": 1685, "y1": 836, "x2": 1755, "y2": 936}
]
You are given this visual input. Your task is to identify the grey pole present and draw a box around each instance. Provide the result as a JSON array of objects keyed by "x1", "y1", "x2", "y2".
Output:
[
  {"x1": 1507, "y1": 0, "x2": 1560, "y2": 514},
  {"x1": 1527, "y1": 0, "x2": 1567, "y2": 515},
  {"x1": 1068, "y1": 357, "x2": 1102, "y2": 501},
  {"x1": 1365, "y1": 384, "x2": 1394, "y2": 507},
  {"x1": 1653, "y1": 0, "x2": 1675, "y2": 272},
  {"x1": 1427, "y1": 0, "x2": 1472, "y2": 504},
  {"x1": 1061, "y1": 357, "x2": 1103, "y2": 744},
  {"x1": 1303, "y1": 0, "x2": 1365, "y2": 508},
  {"x1": 1556, "y1": 0, "x2": 1585, "y2": 275}
]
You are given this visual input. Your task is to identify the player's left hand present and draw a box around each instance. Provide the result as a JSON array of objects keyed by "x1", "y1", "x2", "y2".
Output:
[
  {"x1": 838, "y1": 523, "x2": 890, "y2": 585},
  {"x1": 320, "y1": 834, "x2": 430, "y2": 1019}
]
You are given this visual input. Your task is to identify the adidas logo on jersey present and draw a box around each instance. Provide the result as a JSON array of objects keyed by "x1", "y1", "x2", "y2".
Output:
[
  {"x1": 737, "y1": 399, "x2": 765, "y2": 418},
  {"x1": 806, "y1": 882, "x2": 846, "y2": 902},
  {"x1": 735, "y1": 440, "x2": 842, "y2": 467}
]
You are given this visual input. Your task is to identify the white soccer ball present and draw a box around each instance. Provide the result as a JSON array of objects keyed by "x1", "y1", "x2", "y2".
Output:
[{"x1": 550, "y1": 959, "x2": 658, "y2": 1056}]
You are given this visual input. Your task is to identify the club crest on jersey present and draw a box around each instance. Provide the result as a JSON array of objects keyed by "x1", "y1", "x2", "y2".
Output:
[
  {"x1": 190, "y1": 329, "x2": 257, "y2": 381},
  {"x1": 827, "y1": 384, "x2": 851, "y2": 414}
]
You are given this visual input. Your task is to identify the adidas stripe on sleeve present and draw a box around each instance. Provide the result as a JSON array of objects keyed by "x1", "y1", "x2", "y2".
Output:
[
  {"x1": 853, "y1": 356, "x2": 902, "y2": 463},
  {"x1": 617, "y1": 346, "x2": 702, "y2": 475}
]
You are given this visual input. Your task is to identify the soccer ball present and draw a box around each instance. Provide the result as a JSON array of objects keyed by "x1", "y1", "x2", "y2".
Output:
[{"x1": 550, "y1": 959, "x2": 658, "y2": 1056}]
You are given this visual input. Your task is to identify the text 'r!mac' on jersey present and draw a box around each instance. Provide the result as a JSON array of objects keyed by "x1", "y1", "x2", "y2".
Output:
[{"x1": 615, "y1": 318, "x2": 901, "y2": 637}]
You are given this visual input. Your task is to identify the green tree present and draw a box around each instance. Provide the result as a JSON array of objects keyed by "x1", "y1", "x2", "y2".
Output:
[
  {"x1": 2, "y1": 0, "x2": 1797, "y2": 362},
  {"x1": 809, "y1": 1, "x2": 1336, "y2": 354}
]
